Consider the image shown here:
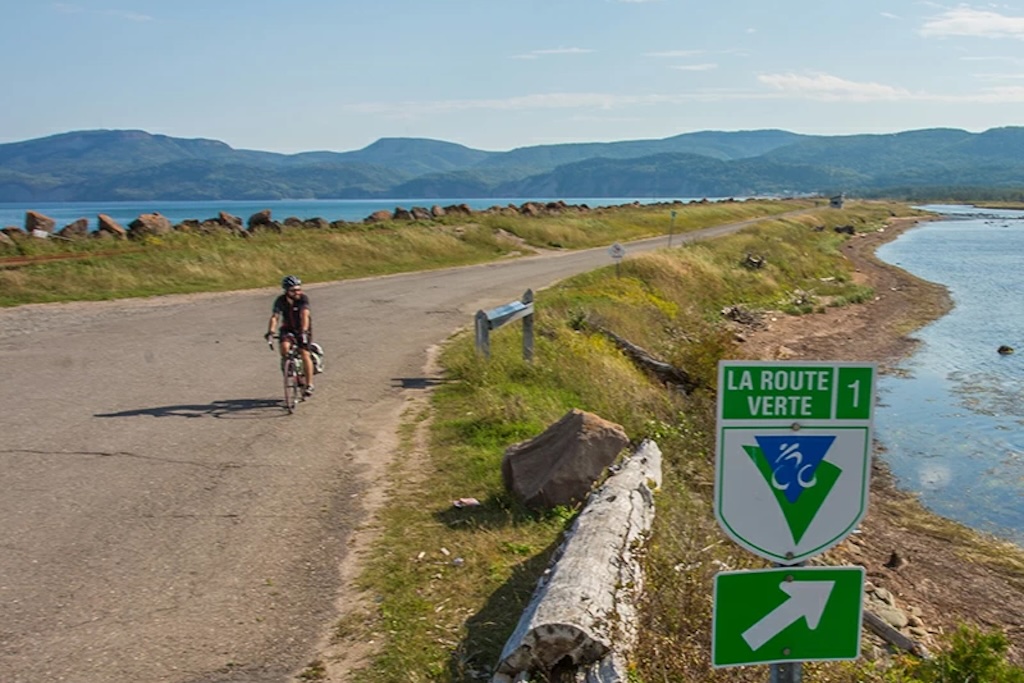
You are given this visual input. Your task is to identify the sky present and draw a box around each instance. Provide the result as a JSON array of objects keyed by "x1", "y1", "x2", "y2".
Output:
[{"x1": 3, "y1": 1, "x2": 1024, "y2": 154}]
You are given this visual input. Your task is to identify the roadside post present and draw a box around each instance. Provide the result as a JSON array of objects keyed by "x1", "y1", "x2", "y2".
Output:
[
  {"x1": 608, "y1": 242, "x2": 625, "y2": 276},
  {"x1": 474, "y1": 289, "x2": 534, "y2": 361},
  {"x1": 668, "y1": 209, "x2": 677, "y2": 247},
  {"x1": 711, "y1": 360, "x2": 876, "y2": 680}
]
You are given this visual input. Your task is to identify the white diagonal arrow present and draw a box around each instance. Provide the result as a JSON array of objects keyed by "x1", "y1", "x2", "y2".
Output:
[{"x1": 741, "y1": 580, "x2": 835, "y2": 651}]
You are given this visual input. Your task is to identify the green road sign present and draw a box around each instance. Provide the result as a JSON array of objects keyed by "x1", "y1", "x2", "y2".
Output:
[
  {"x1": 719, "y1": 363, "x2": 874, "y2": 421},
  {"x1": 715, "y1": 361, "x2": 876, "y2": 563},
  {"x1": 712, "y1": 566, "x2": 865, "y2": 667}
]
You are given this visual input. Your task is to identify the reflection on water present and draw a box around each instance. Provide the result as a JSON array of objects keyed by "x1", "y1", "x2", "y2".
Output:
[{"x1": 876, "y1": 205, "x2": 1024, "y2": 545}]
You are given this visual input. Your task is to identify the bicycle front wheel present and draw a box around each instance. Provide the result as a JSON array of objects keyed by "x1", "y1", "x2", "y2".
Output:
[{"x1": 283, "y1": 359, "x2": 300, "y2": 413}]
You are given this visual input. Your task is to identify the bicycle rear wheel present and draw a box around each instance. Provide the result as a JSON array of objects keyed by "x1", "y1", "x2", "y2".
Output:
[{"x1": 283, "y1": 358, "x2": 301, "y2": 413}]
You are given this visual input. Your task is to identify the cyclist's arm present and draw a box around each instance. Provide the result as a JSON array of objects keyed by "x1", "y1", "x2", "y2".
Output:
[
  {"x1": 266, "y1": 311, "x2": 280, "y2": 337},
  {"x1": 300, "y1": 307, "x2": 311, "y2": 336}
]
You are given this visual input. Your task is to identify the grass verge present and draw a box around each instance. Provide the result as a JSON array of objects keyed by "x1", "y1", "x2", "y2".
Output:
[{"x1": 0, "y1": 198, "x2": 813, "y2": 307}]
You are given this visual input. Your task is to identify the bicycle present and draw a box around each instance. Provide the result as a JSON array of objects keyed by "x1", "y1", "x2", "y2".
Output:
[{"x1": 267, "y1": 333, "x2": 307, "y2": 414}]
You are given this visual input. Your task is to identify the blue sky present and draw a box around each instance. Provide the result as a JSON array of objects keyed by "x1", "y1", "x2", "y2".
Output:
[{"x1": 4, "y1": 1, "x2": 1024, "y2": 153}]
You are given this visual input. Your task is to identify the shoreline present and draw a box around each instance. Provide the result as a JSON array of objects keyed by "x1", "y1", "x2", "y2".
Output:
[{"x1": 738, "y1": 215, "x2": 1024, "y2": 663}]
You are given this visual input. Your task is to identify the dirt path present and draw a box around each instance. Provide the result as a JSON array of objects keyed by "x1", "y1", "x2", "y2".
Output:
[{"x1": 735, "y1": 217, "x2": 1024, "y2": 664}]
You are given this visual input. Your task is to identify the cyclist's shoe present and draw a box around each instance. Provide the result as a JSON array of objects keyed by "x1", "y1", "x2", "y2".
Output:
[{"x1": 303, "y1": 385, "x2": 315, "y2": 398}]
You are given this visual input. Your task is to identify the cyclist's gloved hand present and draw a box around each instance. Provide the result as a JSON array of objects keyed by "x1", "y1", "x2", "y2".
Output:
[{"x1": 264, "y1": 331, "x2": 272, "y2": 341}]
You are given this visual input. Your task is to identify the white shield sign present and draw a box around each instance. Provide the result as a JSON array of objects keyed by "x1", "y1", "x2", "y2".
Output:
[{"x1": 714, "y1": 361, "x2": 876, "y2": 564}]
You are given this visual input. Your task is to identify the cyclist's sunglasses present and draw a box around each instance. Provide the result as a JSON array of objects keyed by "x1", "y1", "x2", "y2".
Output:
[{"x1": 287, "y1": 286, "x2": 302, "y2": 294}]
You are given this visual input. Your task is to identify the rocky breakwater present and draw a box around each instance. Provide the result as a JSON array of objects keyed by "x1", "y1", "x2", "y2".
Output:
[{"x1": 0, "y1": 200, "x2": 689, "y2": 247}]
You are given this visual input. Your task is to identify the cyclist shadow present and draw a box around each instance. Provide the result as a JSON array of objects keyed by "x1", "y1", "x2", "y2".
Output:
[{"x1": 95, "y1": 398, "x2": 286, "y2": 420}]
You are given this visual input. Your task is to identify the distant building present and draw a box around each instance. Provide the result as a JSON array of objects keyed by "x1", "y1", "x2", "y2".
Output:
[{"x1": 830, "y1": 194, "x2": 845, "y2": 209}]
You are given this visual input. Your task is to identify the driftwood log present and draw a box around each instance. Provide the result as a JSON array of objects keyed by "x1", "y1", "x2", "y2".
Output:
[
  {"x1": 591, "y1": 326, "x2": 699, "y2": 393},
  {"x1": 863, "y1": 611, "x2": 931, "y2": 658},
  {"x1": 492, "y1": 440, "x2": 663, "y2": 682}
]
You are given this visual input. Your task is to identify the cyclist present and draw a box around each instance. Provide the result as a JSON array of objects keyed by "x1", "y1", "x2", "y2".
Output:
[{"x1": 265, "y1": 275, "x2": 315, "y2": 397}]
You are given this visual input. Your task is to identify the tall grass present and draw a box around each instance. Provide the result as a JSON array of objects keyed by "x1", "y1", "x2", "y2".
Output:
[{"x1": 0, "y1": 199, "x2": 820, "y2": 307}]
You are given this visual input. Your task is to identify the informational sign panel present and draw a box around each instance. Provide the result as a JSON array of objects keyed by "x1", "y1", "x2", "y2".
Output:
[
  {"x1": 712, "y1": 566, "x2": 865, "y2": 667},
  {"x1": 714, "y1": 361, "x2": 876, "y2": 564}
]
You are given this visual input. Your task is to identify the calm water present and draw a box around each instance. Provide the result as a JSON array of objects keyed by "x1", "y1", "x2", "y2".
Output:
[
  {"x1": 877, "y1": 205, "x2": 1024, "y2": 545},
  {"x1": 0, "y1": 197, "x2": 694, "y2": 232}
]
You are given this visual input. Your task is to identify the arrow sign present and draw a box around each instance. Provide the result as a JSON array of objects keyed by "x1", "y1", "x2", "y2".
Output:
[
  {"x1": 741, "y1": 579, "x2": 835, "y2": 650},
  {"x1": 712, "y1": 566, "x2": 864, "y2": 667}
]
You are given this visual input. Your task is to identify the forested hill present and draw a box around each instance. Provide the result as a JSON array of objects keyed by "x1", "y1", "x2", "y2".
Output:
[{"x1": 2, "y1": 126, "x2": 1024, "y2": 202}]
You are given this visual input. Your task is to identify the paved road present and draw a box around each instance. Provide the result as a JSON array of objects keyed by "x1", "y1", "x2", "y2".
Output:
[{"x1": 0, "y1": 219, "x2": 768, "y2": 682}]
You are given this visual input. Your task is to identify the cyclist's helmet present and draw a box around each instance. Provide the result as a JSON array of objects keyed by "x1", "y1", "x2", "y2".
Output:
[{"x1": 281, "y1": 275, "x2": 302, "y2": 290}]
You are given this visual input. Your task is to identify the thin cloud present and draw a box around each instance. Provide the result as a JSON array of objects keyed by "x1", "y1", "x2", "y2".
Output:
[
  {"x1": 974, "y1": 85, "x2": 1024, "y2": 99},
  {"x1": 757, "y1": 72, "x2": 914, "y2": 101},
  {"x1": 342, "y1": 73, "x2": 1024, "y2": 118},
  {"x1": 671, "y1": 63, "x2": 718, "y2": 72},
  {"x1": 105, "y1": 10, "x2": 153, "y2": 22},
  {"x1": 510, "y1": 47, "x2": 594, "y2": 60},
  {"x1": 921, "y1": 7, "x2": 1024, "y2": 39},
  {"x1": 974, "y1": 72, "x2": 1024, "y2": 81},
  {"x1": 645, "y1": 50, "x2": 704, "y2": 58}
]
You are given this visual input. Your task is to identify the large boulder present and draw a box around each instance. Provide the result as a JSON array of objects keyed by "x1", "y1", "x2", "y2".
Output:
[
  {"x1": 365, "y1": 210, "x2": 392, "y2": 223},
  {"x1": 58, "y1": 218, "x2": 90, "y2": 239},
  {"x1": 218, "y1": 211, "x2": 244, "y2": 233},
  {"x1": 248, "y1": 209, "x2": 280, "y2": 232},
  {"x1": 95, "y1": 214, "x2": 127, "y2": 240},
  {"x1": 304, "y1": 217, "x2": 330, "y2": 230},
  {"x1": 1, "y1": 226, "x2": 26, "y2": 241},
  {"x1": 519, "y1": 202, "x2": 544, "y2": 217},
  {"x1": 501, "y1": 409, "x2": 630, "y2": 509},
  {"x1": 128, "y1": 213, "x2": 173, "y2": 240},
  {"x1": 25, "y1": 210, "x2": 56, "y2": 235}
]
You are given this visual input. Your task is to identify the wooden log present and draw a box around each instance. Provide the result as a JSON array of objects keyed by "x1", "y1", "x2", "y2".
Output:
[
  {"x1": 863, "y1": 610, "x2": 931, "y2": 658},
  {"x1": 592, "y1": 326, "x2": 698, "y2": 393},
  {"x1": 494, "y1": 440, "x2": 663, "y2": 680}
]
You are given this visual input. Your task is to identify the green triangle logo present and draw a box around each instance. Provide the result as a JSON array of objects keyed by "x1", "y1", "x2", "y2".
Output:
[{"x1": 742, "y1": 445, "x2": 841, "y2": 544}]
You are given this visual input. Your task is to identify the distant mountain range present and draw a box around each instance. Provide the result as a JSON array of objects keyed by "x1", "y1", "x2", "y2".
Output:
[{"x1": 2, "y1": 127, "x2": 1024, "y2": 202}]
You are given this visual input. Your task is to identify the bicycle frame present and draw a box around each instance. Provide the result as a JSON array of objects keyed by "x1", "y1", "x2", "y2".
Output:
[{"x1": 278, "y1": 335, "x2": 306, "y2": 414}]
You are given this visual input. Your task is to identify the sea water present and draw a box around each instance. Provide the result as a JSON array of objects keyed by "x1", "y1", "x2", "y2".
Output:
[
  {"x1": 876, "y1": 205, "x2": 1024, "y2": 545},
  {"x1": 0, "y1": 197, "x2": 698, "y2": 232}
]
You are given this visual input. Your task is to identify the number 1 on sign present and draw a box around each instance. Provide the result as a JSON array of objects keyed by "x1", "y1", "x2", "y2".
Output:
[
  {"x1": 835, "y1": 367, "x2": 873, "y2": 420},
  {"x1": 847, "y1": 380, "x2": 860, "y2": 408}
]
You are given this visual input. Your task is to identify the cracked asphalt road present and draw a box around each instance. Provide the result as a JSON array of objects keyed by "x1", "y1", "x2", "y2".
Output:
[{"x1": 0, "y1": 222, "x2": 767, "y2": 682}]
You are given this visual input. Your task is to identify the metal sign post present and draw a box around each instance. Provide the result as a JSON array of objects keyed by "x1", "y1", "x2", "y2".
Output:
[
  {"x1": 669, "y1": 209, "x2": 677, "y2": 247},
  {"x1": 608, "y1": 242, "x2": 625, "y2": 276}
]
